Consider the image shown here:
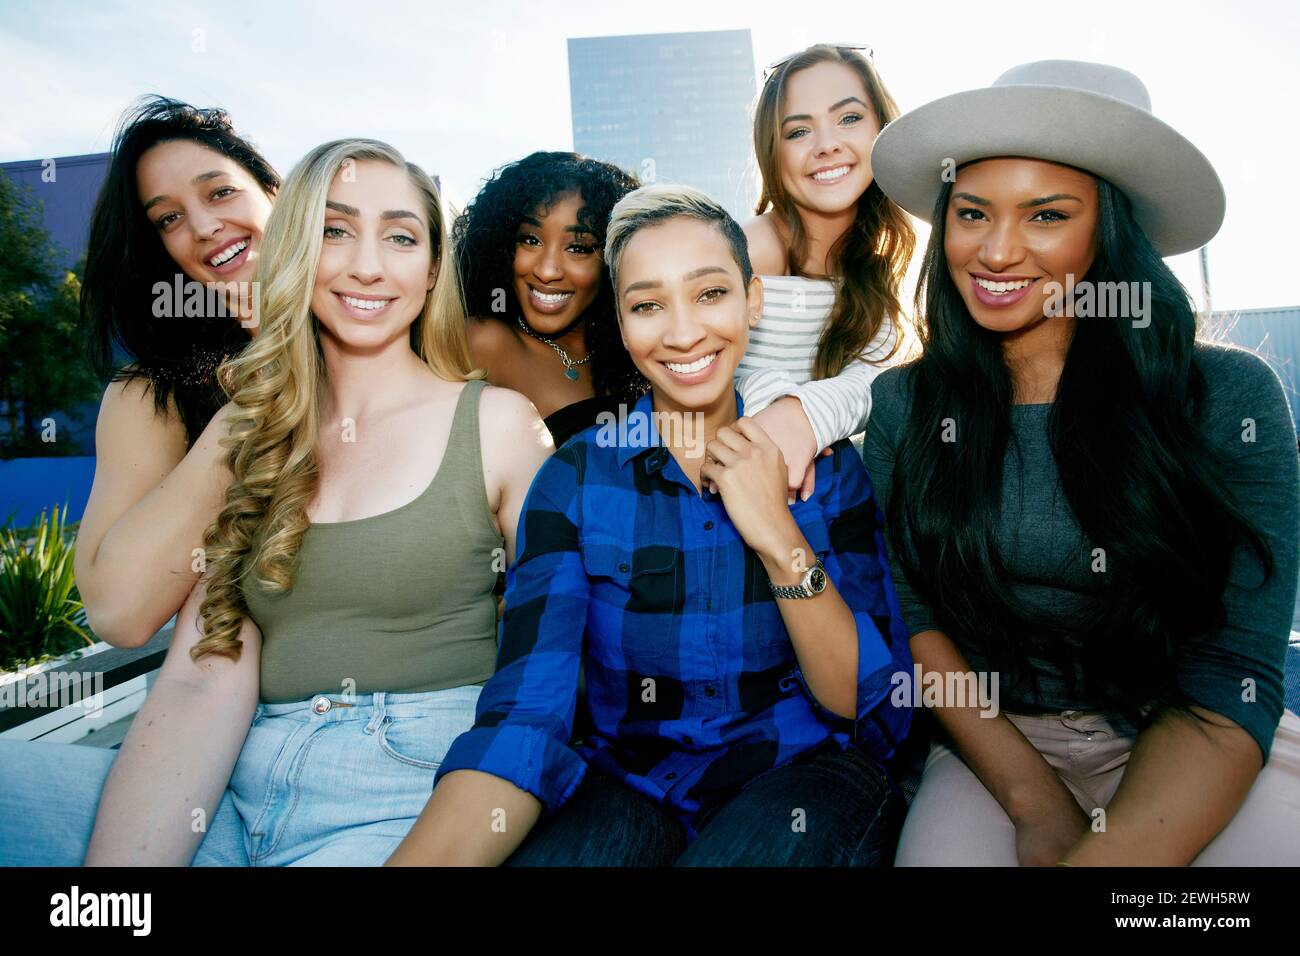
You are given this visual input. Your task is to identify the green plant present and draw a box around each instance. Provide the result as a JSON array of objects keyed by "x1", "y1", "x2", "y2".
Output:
[{"x1": 0, "y1": 504, "x2": 92, "y2": 672}]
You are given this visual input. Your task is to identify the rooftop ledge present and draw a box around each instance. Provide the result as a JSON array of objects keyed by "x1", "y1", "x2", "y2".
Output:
[{"x1": 0, "y1": 626, "x2": 171, "y2": 744}]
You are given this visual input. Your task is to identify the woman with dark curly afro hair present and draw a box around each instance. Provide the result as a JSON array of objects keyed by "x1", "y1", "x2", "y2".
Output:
[{"x1": 456, "y1": 151, "x2": 648, "y2": 447}]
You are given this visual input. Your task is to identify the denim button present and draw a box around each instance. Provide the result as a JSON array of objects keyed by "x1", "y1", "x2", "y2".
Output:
[
  {"x1": 703, "y1": 685, "x2": 716, "y2": 698},
  {"x1": 683, "y1": 736, "x2": 694, "y2": 746},
  {"x1": 703, "y1": 521, "x2": 714, "y2": 530},
  {"x1": 665, "y1": 772, "x2": 677, "y2": 780},
  {"x1": 312, "y1": 696, "x2": 331, "y2": 715}
]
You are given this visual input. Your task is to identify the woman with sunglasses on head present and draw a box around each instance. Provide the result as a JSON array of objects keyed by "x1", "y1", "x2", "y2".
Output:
[
  {"x1": 736, "y1": 44, "x2": 914, "y2": 504},
  {"x1": 865, "y1": 60, "x2": 1300, "y2": 866},
  {"x1": 0, "y1": 139, "x2": 550, "y2": 866},
  {"x1": 456, "y1": 151, "x2": 648, "y2": 449}
]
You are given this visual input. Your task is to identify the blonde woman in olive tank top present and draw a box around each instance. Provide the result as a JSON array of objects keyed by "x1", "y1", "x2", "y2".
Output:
[{"x1": 10, "y1": 140, "x2": 551, "y2": 867}]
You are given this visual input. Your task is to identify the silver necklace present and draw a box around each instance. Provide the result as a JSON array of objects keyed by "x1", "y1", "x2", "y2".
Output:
[{"x1": 515, "y1": 315, "x2": 593, "y2": 381}]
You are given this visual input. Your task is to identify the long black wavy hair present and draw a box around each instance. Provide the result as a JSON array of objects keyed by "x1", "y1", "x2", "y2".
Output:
[
  {"x1": 82, "y1": 95, "x2": 280, "y2": 445},
  {"x1": 452, "y1": 151, "x2": 648, "y2": 403},
  {"x1": 888, "y1": 175, "x2": 1273, "y2": 728}
]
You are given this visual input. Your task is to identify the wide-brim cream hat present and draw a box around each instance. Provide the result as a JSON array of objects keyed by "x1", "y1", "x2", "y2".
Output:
[{"x1": 870, "y1": 60, "x2": 1225, "y2": 256}]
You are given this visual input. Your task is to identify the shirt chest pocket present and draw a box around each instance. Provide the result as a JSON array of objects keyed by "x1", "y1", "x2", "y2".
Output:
[{"x1": 581, "y1": 536, "x2": 684, "y2": 669}]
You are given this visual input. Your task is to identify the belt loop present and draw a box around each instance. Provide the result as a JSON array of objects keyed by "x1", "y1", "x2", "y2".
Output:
[{"x1": 365, "y1": 691, "x2": 387, "y2": 734}]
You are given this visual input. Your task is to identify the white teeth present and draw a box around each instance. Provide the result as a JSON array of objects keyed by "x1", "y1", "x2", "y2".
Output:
[
  {"x1": 208, "y1": 239, "x2": 248, "y2": 267},
  {"x1": 974, "y1": 276, "x2": 1034, "y2": 294},
  {"x1": 531, "y1": 288, "x2": 573, "y2": 304},
  {"x1": 664, "y1": 351, "x2": 718, "y2": 374},
  {"x1": 342, "y1": 295, "x2": 390, "y2": 311},
  {"x1": 812, "y1": 165, "x2": 851, "y2": 182}
]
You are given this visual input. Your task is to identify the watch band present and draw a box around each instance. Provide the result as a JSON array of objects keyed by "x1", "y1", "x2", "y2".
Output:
[{"x1": 769, "y1": 555, "x2": 827, "y2": 600}]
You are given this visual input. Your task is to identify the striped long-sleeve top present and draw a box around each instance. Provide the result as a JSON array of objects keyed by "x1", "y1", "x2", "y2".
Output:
[{"x1": 736, "y1": 274, "x2": 899, "y2": 452}]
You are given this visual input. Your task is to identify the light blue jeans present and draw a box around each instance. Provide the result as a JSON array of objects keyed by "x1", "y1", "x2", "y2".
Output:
[{"x1": 0, "y1": 684, "x2": 481, "y2": 866}]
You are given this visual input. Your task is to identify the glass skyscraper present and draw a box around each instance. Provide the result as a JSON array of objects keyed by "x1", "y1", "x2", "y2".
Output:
[{"x1": 568, "y1": 29, "x2": 758, "y2": 221}]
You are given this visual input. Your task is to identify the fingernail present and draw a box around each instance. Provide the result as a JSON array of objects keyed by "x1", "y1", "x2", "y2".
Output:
[
  {"x1": 801, "y1": 489, "x2": 810, "y2": 502},
  {"x1": 787, "y1": 495, "x2": 796, "y2": 506}
]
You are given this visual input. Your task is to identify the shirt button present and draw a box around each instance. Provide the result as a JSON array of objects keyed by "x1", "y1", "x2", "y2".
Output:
[
  {"x1": 703, "y1": 685, "x2": 716, "y2": 698},
  {"x1": 312, "y1": 696, "x2": 331, "y2": 715},
  {"x1": 703, "y1": 520, "x2": 714, "y2": 530},
  {"x1": 665, "y1": 772, "x2": 677, "y2": 781},
  {"x1": 683, "y1": 736, "x2": 694, "y2": 746},
  {"x1": 618, "y1": 562, "x2": 630, "y2": 573}
]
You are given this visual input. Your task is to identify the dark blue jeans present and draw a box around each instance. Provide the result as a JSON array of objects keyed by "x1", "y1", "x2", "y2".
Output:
[{"x1": 505, "y1": 743, "x2": 905, "y2": 866}]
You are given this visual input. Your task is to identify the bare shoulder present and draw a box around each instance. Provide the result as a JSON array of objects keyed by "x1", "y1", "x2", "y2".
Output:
[
  {"x1": 478, "y1": 382, "x2": 548, "y2": 446},
  {"x1": 742, "y1": 213, "x2": 788, "y2": 277},
  {"x1": 475, "y1": 382, "x2": 552, "y2": 502},
  {"x1": 467, "y1": 315, "x2": 521, "y2": 360},
  {"x1": 96, "y1": 375, "x2": 188, "y2": 461}
]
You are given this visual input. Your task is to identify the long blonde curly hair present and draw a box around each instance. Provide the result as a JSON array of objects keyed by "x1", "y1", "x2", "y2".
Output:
[{"x1": 194, "y1": 139, "x2": 480, "y2": 661}]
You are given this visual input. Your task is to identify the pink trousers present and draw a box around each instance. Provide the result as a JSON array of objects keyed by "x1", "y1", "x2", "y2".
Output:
[{"x1": 895, "y1": 707, "x2": 1300, "y2": 865}]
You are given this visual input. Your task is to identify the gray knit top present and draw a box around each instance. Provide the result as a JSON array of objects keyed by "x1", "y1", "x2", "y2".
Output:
[{"x1": 862, "y1": 342, "x2": 1299, "y2": 759}]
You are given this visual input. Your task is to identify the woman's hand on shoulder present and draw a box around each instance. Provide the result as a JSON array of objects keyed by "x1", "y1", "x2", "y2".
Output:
[{"x1": 750, "y1": 397, "x2": 820, "y2": 499}]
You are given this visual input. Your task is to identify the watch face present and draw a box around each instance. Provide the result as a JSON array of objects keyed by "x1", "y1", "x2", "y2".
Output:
[{"x1": 808, "y1": 566, "x2": 827, "y2": 592}]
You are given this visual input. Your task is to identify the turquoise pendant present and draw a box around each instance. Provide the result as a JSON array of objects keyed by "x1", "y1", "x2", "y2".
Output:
[{"x1": 565, "y1": 367, "x2": 579, "y2": 381}]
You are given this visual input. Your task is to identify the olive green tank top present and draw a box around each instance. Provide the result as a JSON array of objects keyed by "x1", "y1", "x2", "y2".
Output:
[{"x1": 244, "y1": 379, "x2": 504, "y2": 703}]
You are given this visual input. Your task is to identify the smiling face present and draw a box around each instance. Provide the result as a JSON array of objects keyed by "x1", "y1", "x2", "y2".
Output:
[
  {"x1": 512, "y1": 191, "x2": 603, "y2": 335},
  {"x1": 944, "y1": 157, "x2": 1100, "y2": 335},
  {"x1": 309, "y1": 159, "x2": 437, "y2": 355},
  {"x1": 136, "y1": 138, "x2": 274, "y2": 288},
  {"x1": 617, "y1": 216, "x2": 762, "y2": 416},
  {"x1": 777, "y1": 59, "x2": 880, "y2": 216}
]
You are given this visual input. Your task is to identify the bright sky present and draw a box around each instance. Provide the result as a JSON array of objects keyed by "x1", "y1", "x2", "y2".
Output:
[{"x1": 2, "y1": 0, "x2": 1296, "y2": 311}]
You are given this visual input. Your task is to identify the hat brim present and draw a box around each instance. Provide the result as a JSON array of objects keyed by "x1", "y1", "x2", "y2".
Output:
[{"x1": 870, "y1": 85, "x2": 1225, "y2": 256}]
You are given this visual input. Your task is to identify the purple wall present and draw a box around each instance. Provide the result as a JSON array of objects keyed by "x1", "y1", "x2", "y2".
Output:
[
  {"x1": 1, "y1": 153, "x2": 111, "y2": 456},
  {"x1": 0, "y1": 152, "x2": 109, "y2": 269}
]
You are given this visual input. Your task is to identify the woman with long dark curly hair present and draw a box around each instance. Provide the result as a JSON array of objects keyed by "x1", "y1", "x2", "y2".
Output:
[{"x1": 456, "y1": 151, "x2": 647, "y2": 447}]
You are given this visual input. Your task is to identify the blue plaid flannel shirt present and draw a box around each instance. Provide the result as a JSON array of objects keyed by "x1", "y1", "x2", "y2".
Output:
[{"x1": 436, "y1": 388, "x2": 914, "y2": 835}]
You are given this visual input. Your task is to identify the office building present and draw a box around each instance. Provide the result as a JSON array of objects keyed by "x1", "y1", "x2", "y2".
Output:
[{"x1": 568, "y1": 30, "x2": 758, "y2": 220}]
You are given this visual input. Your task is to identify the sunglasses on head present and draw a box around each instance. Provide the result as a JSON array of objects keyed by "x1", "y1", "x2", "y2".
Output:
[{"x1": 762, "y1": 43, "x2": 874, "y2": 82}]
